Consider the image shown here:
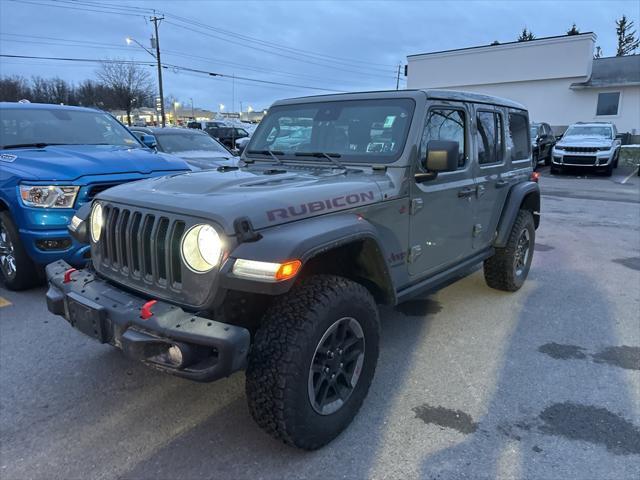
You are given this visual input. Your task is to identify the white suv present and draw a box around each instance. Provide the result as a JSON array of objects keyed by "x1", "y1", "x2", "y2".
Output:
[{"x1": 551, "y1": 122, "x2": 621, "y2": 176}]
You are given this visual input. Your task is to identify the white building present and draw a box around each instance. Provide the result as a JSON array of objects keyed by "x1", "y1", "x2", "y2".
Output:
[{"x1": 406, "y1": 33, "x2": 640, "y2": 135}]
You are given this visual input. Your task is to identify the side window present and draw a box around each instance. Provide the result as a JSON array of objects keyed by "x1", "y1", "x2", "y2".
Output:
[
  {"x1": 508, "y1": 112, "x2": 530, "y2": 161},
  {"x1": 476, "y1": 111, "x2": 503, "y2": 165},
  {"x1": 420, "y1": 108, "x2": 466, "y2": 168}
]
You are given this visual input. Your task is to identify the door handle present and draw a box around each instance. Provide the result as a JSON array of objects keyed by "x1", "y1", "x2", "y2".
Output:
[
  {"x1": 458, "y1": 187, "x2": 475, "y2": 198},
  {"x1": 496, "y1": 180, "x2": 509, "y2": 188}
]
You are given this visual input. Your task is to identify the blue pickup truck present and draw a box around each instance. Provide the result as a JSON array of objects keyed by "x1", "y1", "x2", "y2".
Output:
[{"x1": 0, "y1": 102, "x2": 190, "y2": 290}]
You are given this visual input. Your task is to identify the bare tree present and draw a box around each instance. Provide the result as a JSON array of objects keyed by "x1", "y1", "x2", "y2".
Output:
[
  {"x1": 0, "y1": 76, "x2": 31, "y2": 102},
  {"x1": 97, "y1": 60, "x2": 154, "y2": 126},
  {"x1": 616, "y1": 15, "x2": 640, "y2": 56}
]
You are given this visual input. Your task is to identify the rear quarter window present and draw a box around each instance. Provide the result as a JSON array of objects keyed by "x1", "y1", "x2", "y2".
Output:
[{"x1": 508, "y1": 112, "x2": 530, "y2": 162}]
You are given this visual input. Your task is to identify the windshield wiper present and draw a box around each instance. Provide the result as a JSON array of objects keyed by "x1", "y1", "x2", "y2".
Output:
[
  {"x1": 1, "y1": 142, "x2": 66, "y2": 150},
  {"x1": 294, "y1": 151, "x2": 344, "y2": 169},
  {"x1": 246, "y1": 149, "x2": 284, "y2": 164}
]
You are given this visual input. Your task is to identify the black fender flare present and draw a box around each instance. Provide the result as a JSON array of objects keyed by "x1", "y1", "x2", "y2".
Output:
[
  {"x1": 494, "y1": 181, "x2": 540, "y2": 248},
  {"x1": 220, "y1": 213, "x2": 395, "y2": 302}
]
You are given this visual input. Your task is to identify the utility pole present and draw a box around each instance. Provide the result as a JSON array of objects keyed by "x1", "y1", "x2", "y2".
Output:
[
  {"x1": 190, "y1": 97, "x2": 194, "y2": 119},
  {"x1": 151, "y1": 15, "x2": 166, "y2": 127},
  {"x1": 395, "y1": 63, "x2": 401, "y2": 90}
]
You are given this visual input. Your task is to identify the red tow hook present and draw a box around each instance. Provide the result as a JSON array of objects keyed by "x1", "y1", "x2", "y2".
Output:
[
  {"x1": 140, "y1": 300, "x2": 158, "y2": 320},
  {"x1": 63, "y1": 268, "x2": 77, "y2": 284}
]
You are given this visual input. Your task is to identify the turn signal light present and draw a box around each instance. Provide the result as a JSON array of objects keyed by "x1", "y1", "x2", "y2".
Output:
[
  {"x1": 275, "y1": 260, "x2": 302, "y2": 281},
  {"x1": 233, "y1": 258, "x2": 303, "y2": 282},
  {"x1": 530, "y1": 171, "x2": 540, "y2": 182}
]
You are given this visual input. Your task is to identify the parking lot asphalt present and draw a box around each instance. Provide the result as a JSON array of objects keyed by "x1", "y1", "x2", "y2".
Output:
[{"x1": 1, "y1": 166, "x2": 639, "y2": 480}]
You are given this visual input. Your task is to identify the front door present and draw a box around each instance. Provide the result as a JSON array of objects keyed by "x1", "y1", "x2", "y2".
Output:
[{"x1": 408, "y1": 104, "x2": 476, "y2": 277}]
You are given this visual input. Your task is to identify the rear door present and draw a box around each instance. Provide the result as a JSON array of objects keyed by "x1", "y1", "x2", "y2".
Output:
[
  {"x1": 408, "y1": 103, "x2": 477, "y2": 277},
  {"x1": 472, "y1": 106, "x2": 529, "y2": 249}
]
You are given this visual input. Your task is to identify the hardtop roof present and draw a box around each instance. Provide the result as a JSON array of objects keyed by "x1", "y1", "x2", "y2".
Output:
[{"x1": 271, "y1": 89, "x2": 527, "y2": 111}]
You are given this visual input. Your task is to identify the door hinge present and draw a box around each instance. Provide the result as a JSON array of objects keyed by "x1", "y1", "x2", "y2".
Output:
[
  {"x1": 408, "y1": 245, "x2": 423, "y2": 263},
  {"x1": 410, "y1": 198, "x2": 423, "y2": 215},
  {"x1": 473, "y1": 224, "x2": 483, "y2": 237}
]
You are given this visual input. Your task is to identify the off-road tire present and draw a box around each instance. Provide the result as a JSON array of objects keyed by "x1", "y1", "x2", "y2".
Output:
[
  {"x1": 484, "y1": 210, "x2": 535, "y2": 292},
  {"x1": 0, "y1": 211, "x2": 40, "y2": 291},
  {"x1": 550, "y1": 164, "x2": 561, "y2": 174},
  {"x1": 246, "y1": 274, "x2": 380, "y2": 450},
  {"x1": 602, "y1": 162, "x2": 613, "y2": 177}
]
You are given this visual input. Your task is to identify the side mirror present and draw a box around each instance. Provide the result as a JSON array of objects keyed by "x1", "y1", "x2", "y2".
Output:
[
  {"x1": 416, "y1": 140, "x2": 459, "y2": 182},
  {"x1": 140, "y1": 134, "x2": 157, "y2": 149}
]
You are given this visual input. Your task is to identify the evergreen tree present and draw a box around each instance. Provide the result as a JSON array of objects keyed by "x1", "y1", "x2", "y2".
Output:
[
  {"x1": 567, "y1": 23, "x2": 580, "y2": 35},
  {"x1": 517, "y1": 28, "x2": 535, "y2": 42},
  {"x1": 616, "y1": 15, "x2": 640, "y2": 56}
]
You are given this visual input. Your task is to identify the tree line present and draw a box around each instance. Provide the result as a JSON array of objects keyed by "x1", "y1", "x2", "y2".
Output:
[
  {"x1": 0, "y1": 61, "x2": 157, "y2": 125},
  {"x1": 501, "y1": 15, "x2": 639, "y2": 57}
]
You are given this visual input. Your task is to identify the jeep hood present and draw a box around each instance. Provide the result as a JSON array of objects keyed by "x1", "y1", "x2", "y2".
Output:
[
  {"x1": 5, "y1": 144, "x2": 189, "y2": 181},
  {"x1": 98, "y1": 167, "x2": 385, "y2": 233}
]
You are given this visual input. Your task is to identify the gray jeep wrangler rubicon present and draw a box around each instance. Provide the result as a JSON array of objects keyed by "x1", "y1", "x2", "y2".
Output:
[{"x1": 46, "y1": 89, "x2": 540, "y2": 450}]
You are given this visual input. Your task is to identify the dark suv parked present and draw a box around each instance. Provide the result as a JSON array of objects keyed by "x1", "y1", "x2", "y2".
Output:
[
  {"x1": 46, "y1": 89, "x2": 539, "y2": 450},
  {"x1": 530, "y1": 122, "x2": 555, "y2": 168}
]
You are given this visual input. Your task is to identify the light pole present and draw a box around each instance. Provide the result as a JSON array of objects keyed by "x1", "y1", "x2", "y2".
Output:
[
  {"x1": 126, "y1": 27, "x2": 165, "y2": 127},
  {"x1": 190, "y1": 97, "x2": 194, "y2": 119},
  {"x1": 219, "y1": 104, "x2": 225, "y2": 118},
  {"x1": 173, "y1": 101, "x2": 180, "y2": 124}
]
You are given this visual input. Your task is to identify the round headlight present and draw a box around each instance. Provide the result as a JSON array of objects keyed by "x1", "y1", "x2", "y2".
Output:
[
  {"x1": 90, "y1": 202, "x2": 103, "y2": 243},
  {"x1": 181, "y1": 224, "x2": 222, "y2": 273}
]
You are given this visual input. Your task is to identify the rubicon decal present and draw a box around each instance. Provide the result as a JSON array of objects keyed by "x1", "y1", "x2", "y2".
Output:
[{"x1": 267, "y1": 191, "x2": 376, "y2": 221}]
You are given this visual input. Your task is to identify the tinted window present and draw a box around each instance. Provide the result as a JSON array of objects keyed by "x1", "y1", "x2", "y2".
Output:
[
  {"x1": 508, "y1": 112, "x2": 529, "y2": 161},
  {"x1": 0, "y1": 108, "x2": 141, "y2": 149},
  {"x1": 249, "y1": 99, "x2": 415, "y2": 163},
  {"x1": 420, "y1": 108, "x2": 466, "y2": 168},
  {"x1": 596, "y1": 92, "x2": 620, "y2": 116},
  {"x1": 477, "y1": 111, "x2": 503, "y2": 165}
]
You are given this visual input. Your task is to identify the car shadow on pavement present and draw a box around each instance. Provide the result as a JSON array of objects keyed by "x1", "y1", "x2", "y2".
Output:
[
  {"x1": 416, "y1": 268, "x2": 640, "y2": 479},
  {"x1": 116, "y1": 305, "x2": 434, "y2": 480}
]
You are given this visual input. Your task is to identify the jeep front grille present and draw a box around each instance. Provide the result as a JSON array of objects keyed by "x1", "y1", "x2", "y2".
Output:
[{"x1": 100, "y1": 205, "x2": 185, "y2": 287}]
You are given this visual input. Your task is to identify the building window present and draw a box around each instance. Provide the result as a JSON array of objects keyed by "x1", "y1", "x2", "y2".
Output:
[
  {"x1": 508, "y1": 112, "x2": 530, "y2": 161},
  {"x1": 476, "y1": 111, "x2": 504, "y2": 165},
  {"x1": 596, "y1": 92, "x2": 620, "y2": 116},
  {"x1": 421, "y1": 109, "x2": 466, "y2": 168}
]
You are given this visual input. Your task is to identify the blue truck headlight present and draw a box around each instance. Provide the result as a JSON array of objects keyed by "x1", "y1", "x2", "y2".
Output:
[
  {"x1": 19, "y1": 185, "x2": 79, "y2": 208},
  {"x1": 90, "y1": 202, "x2": 104, "y2": 243},
  {"x1": 181, "y1": 224, "x2": 223, "y2": 273}
]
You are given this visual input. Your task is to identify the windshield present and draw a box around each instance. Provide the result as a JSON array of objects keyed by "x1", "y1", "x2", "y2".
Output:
[
  {"x1": 0, "y1": 107, "x2": 141, "y2": 149},
  {"x1": 247, "y1": 98, "x2": 415, "y2": 163},
  {"x1": 155, "y1": 132, "x2": 230, "y2": 155},
  {"x1": 564, "y1": 126, "x2": 612, "y2": 139},
  {"x1": 530, "y1": 126, "x2": 539, "y2": 138}
]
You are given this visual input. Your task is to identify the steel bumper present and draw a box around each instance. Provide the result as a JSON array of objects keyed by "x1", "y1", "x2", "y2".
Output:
[{"x1": 45, "y1": 260, "x2": 250, "y2": 382}]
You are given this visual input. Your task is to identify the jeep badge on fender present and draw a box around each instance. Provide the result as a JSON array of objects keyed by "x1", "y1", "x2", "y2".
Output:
[{"x1": 45, "y1": 89, "x2": 540, "y2": 450}]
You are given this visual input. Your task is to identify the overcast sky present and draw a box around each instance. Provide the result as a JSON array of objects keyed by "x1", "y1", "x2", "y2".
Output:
[{"x1": 1, "y1": 0, "x2": 638, "y2": 112}]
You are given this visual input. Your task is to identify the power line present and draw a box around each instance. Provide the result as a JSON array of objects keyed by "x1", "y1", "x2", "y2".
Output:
[
  {"x1": 0, "y1": 32, "x2": 393, "y2": 86},
  {"x1": 65, "y1": 0, "x2": 398, "y2": 69},
  {"x1": 12, "y1": 0, "x2": 400, "y2": 80},
  {"x1": 0, "y1": 54, "x2": 348, "y2": 92}
]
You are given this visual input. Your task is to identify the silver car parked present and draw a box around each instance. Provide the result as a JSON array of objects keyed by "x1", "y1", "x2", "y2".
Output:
[{"x1": 551, "y1": 122, "x2": 621, "y2": 176}]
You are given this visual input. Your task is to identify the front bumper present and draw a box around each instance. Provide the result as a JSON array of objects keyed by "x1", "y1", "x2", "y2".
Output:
[
  {"x1": 552, "y1": 149, "x2": 614, "y2": 167},
  {"x1": 46, "y1": 260, "x2": 250, "y2": 382}
]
